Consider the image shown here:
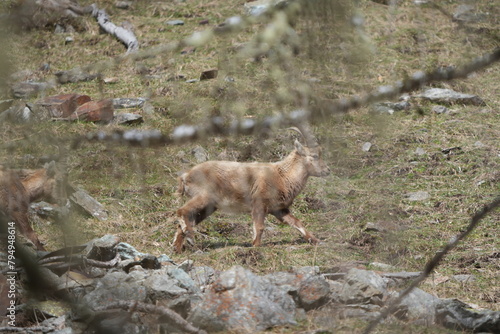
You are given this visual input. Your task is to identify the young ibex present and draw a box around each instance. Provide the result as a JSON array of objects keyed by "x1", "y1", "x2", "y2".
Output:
[
  {"x1": 173, "y1": 125, "x2": 330, "y2": 253},
  {"x1": 0, "y1": 161, "x2": 66, "y2": 250}
]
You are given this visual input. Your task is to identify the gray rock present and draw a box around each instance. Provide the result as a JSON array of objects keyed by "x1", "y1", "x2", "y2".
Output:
[
  {"x1": 340, "y1": 268, "x2": 387, "y2": 306},
  {"x1": 452, "y1": 274, "x2": 475, "y2": 283},
  {"x1": 0, "y1": 103, "x2": 34, "y2": 123},
  {"x1": 297, "y1": 275, "x2": 330, "y2": 310},
  {"x1": 192, "y1": 145, "x2": 209, "y2": 162},
  {"x1": 166, "y1": 266, "x2": 199, "y2": 292},
  {"x1": 189, "y1": 266, "x2": 217, "y2": 288},
  {"x1": 12, "y1": 81, "x2": 49, "y2": 99},
  {"x1": 436, "y1": 299, "x2": 500, "y2": 332},
  {"x1": 474, "y1": 141, "x2": 486, "y2": 148},
  {"x1": 362, "y1": 142, "x2": 372, "y2": 152},
  {"x1": 372, "y1": 101, "x2": 410, "y2": 114},
  {"x1": 83, "y1": 271, "x2": 147, "y2": 309},
  {"x1": 144, "y1": 270, "x2": 189, "y2": 300},
  {"x1": 393, "y1": 288, "x2": 440, "y2": 325},
  {"x1": 55, "y1": 68, "x2": 97, "y2": 84},
  {"x1": 265, "y1": 271, "x2": 302, "y2": 294},
  {"x1": 85, "y1": 234, "x2": 120, "y2": 261},
  {"x1": 188, "y1": 266, "x2": 296, "y2": 333},
  {"x1": 166, "y1": 19, "x2": 185, "y2": 26},
  {"x1": 115, "y1": 1, "x2": 132, "y2": 9},
  {"x1": 178, "y1": 259, "x2": 194, "y2": 272},
  {"x1": 369, "y1": 262, "x2": 396, "y2": 271},
  {"x1": 244, "y1": 0, "x2": 288, "y2": 16},
  {"x1": 415, "y1": 147, "x2": 426, "y2": 156},
  {"x1": 415, "y1": 88, "x2": 485, "y2": 106},
  {"x1": 54, "y1": 24, "x2": 65, "y2": 34},
  {"x1": 364, "y1": 222, "x2": 386, "y2": 233},
  {"x1": 112, "y1": 97, "x2": 146, "y2": 109},
  {"x1": 113, "y1": 112, "x2": 144, "y2": 125},
  {"x1": 116, "y1": 242, "x2": 146, "y2": 260},
  {"x1": 69, "y1": 187, "x2": 108, "y2": 221},
  {"x1": 157, "y1": 254, "x2": 175, "y2": 264},
  {"x1": 405, "y1": 191, "x2": 430, "y2": 201},
  {"x1": 453, "y1": 4, "x2": 486, "y2": 23},
  {"x1": 432, "y1": 105, "x2": 450, "y2": 114}
]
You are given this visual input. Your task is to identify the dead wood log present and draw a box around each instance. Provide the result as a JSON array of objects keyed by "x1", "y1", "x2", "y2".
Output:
[{"x1": 90, "y1": 4, "x2": 139, "y2": 54}]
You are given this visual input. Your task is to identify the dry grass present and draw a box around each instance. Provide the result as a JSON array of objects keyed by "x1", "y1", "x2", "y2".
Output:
[{"x1": 1, "y1": 0, "x2": 499, "y2": 332}]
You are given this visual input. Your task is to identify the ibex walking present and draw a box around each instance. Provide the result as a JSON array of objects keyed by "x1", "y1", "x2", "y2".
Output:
[
  {"x1": 0, "y1": 162, "x2": 65, "y2": 250},
  {"x1": 173, "y1": 125, "x2": 330, "y2": 253}
]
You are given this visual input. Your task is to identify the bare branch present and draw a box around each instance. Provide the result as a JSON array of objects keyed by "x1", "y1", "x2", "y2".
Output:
[
  {"x1": 91, "y1": 4, "x2": 139, "y2": 54},
  {"x1": 74, "y1": 47, "x2": 500, "y2": 148},
  {"x1": 97, "y1": 301, "x2": 207, "y2": 334},
  {"x1": 362, "y1": 196, "x2": 500, "y2": 334}
]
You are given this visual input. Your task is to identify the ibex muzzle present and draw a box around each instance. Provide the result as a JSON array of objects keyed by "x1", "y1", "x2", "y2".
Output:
[{"x1": 173, "y1": 126, "x2": 330, "y2": 253}]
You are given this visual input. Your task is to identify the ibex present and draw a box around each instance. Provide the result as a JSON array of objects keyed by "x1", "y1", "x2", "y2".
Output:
[
  {"x1": 0, "y1": 161, "x2": 65, "y2": 250},
  {"x1": 173, "y1": 125, "x2": 330, "y2": 253}
]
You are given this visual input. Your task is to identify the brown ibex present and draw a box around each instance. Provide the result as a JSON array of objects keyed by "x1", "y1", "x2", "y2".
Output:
[
  {"x1": 0, "y1": 161, "x2": 66, "y2": 250},
  {"x1": 173, "y1": 125, "x2": 330, "y2": 253}
]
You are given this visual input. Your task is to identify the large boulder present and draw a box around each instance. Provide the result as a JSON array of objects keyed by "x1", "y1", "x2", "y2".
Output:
[{"x1": 188, "y1": 266, "x2": 297, "y2": 333}]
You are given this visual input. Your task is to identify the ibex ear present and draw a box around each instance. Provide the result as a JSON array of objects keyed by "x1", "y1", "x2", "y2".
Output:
[
  {"x1": 44, "y1": 161, "x2": 57, "y2": 177},
  {"x1": 294, "y1": 139, "x2": 307, "y2": 156}
]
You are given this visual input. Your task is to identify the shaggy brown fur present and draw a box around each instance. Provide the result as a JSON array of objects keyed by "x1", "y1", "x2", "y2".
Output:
[
  {"x1": 0, "y1": 162, "x2": 65, "y2": 250},
  {"x1": 173, "y1": 136, "x2": 330, "y2": 253}
]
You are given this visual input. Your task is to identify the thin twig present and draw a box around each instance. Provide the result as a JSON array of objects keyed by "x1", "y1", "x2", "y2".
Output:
[
  {"x1": 74, "y1": 47, "x2": 500, "y2": 148},
  {"x1": 362, "y1": 196, "x2": 500, "y2": 334},
  {"x1": 97, "y1": 300, "x2": 207, "y2": 334}
]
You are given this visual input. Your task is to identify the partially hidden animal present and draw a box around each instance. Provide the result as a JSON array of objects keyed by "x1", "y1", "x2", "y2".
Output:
[
  {"x1": 173, "y1": 125, "x2": 331, "y2": 253},
  {"x1": 0, "y1": 161, "x2": 65, "y2": 250}
]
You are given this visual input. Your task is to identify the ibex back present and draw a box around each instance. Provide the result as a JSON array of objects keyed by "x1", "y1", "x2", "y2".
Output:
[
  {"x1": 173, "y1": 126, "x2": 330, "y2": 253},
  {"x1": 0, "y1": 161, "x2": 65, "y2": 250}
]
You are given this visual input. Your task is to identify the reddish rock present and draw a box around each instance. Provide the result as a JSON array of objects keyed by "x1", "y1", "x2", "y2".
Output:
[
  {"x1": 69, "y1": 99, "x2": 114, "y2": 122},
  {"x1": 38, "y1": 94, "x2": 91, "y2": 118}
]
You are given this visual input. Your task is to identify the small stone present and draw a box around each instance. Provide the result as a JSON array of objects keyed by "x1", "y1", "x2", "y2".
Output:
[
  {"x1": 415, "y1": 88, "x2": 485, "y2": 106},
  {"x1": 113, "y1": 112, "x2": 144, "y2": 125},
  {"x1": 166, "y1": 19, "x2": 185, "y2": 26},
  {"x1": 192, "y1": 145, "x2": 209, "y2": 162},
  {"x1": 364, "y1": 222, "x2": 385, "y2": 233},
  {"x1": 432, "y1": 105, "x2": 450, "y2": 114},
  {"x1": 405, "y1": 191, "x2": 430, "y2": 201},
  {"x1": 362, "y1": 142, "x2": 372, "y2": 152},
  {"x1": 104, "y1": 77, "x2": 119, "y2": 84},
  {"x1": 115, "y1": 1, "x2": 132, "y2": 9},
  {"x1": 65, "y1": 36, "x2": 74, "y2": 45},
  {"x1": 200, "y1": 69, "x2": 218, "y2": 80},
  {"x1": 415, "y1": 147, "x2": 426, "y2": 155},
  {"x1": 474, "y1": 141, "x2": 486, "y2": 148},
  {"x1": 12, "y1": 81, "x2": 49, "y2": 99},
  {"x1": 369, "y1": 262, "x2": 396, "y2": 271},
  {"x1": 54, "y1": 24, "x2": 65, "y2": 33},
  {"x1": 452, "y1": 274, "x2": 476, "y2": 283},
  {"x1": 113, "y1": 97, "x2": 146, "y2": 109}
]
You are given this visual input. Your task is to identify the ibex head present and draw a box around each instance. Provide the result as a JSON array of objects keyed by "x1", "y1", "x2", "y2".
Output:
[{"x1": 288, "y1": 125, "x2": 330, "y2": 178}]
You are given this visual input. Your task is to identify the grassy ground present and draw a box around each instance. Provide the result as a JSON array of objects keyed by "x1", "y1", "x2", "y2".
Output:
[{"x1": 1, "y1": 0, "x2": 499, "y2": 332}]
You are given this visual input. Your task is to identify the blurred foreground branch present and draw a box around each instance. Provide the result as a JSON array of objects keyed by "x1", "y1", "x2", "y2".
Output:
[
  {"x1": 75, "y1": 47, "x2": 500, "y2": 147},
  {"x1": 362, "y1": 196, "x2": 500, "y2": 334},
  {"x1": 97, "y1": 301, "x2": 207, "y2": 334}
]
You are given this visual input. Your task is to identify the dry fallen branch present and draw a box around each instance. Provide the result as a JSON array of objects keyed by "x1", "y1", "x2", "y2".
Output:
[
  {"x1": 362, "y1": 196, "x2": 500, "y2": 334},
  {"x1": 97, "y1": 301, "x2": 208, "y2": 334},
  {"x1": 90, "y1": 4, "x2": 139, "y2": 54},
  {"x1": 74, "y1": 47, "x2": 500, "y2": 148}
]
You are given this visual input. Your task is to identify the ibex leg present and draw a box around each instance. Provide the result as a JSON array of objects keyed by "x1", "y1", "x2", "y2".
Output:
[
  {"x1": 174, "y1": 196, "x2": 216, "y2": 253},
  {"x1": 271, "y1": 208, "x2": 320, "y2": 244},
  {"x1": 251, "y1": 207, "x2": 266, "y2": 247}
]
